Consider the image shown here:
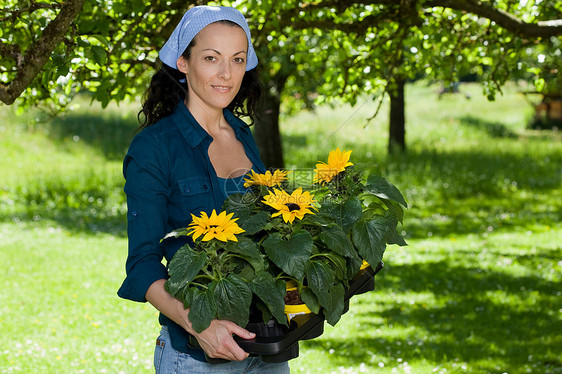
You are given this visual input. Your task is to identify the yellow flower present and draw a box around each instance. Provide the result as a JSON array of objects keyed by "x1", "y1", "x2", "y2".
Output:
[
  {"x1": 314, "y1": 148, "x2": 353, "y2": 184},
  {"x1": 243, "y1": 169, "x2": 290, "y2": 188},
  {"x1": 187, "y1": 210, "x2": 245, "y2": 242},
  {"x1": 262, "y1": 188, "x2": 316, "y2": 223}
]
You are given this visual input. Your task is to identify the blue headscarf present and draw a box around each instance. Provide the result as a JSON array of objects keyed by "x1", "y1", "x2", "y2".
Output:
[{"x1": 159, "y1": 6, "x2": 258, "y2": 71}]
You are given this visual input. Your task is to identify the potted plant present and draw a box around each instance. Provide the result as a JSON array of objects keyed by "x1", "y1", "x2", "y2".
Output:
[
  {"x1": 284, "y1": 280, "x2": 313, "y2": 327},
  {"x1": 163, "y1": 148, "x2": 408, "y2": 342},
  {"x1": 162, "y1": 210, "x2": 288, "y2": 333}
]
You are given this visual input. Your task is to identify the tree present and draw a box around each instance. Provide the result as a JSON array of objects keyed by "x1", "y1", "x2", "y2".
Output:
[
  {"x1": 1, "y1": 0, "x2": 200, "y2": 108},
  {"x1": 249, "y1": 0, "x2": 562, "y2": 158},
  {"x1": 1, "y1": 0, "x2": 561, "y2": 166}
]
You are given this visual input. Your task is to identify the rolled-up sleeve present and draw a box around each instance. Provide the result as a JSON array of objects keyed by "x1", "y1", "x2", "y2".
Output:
[{"x1": 117, "y1": 132, "x2": 170, "y2": 302}]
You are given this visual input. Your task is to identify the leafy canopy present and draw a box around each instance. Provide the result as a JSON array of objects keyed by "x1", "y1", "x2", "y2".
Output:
[{"x1": 1, "y1": 0, "x2": 561, "y2": 111}]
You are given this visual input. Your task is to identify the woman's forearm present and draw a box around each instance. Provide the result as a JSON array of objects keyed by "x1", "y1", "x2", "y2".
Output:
[
  {"x1": 145, "y1": 279, "x2": 194, "y2": 334},
  {"x1": 144, "y1": 278, "x2": 255, "y2": 361}
]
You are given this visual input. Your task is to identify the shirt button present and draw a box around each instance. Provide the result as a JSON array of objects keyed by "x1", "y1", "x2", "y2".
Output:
[
  {"x1": 203, "y1": 185, "x2": 208, "y2": 190},
  {"x1": 132, "y1": 211, "x2": 138, "y2": 217},
  {"x1": 184, "y1": 188, "x2": 190, "y2": 193}
]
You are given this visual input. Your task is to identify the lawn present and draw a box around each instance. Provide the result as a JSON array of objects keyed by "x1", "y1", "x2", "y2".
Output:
[{"x1": 0, "y1": 81, "x2": 560, "y2": 373}]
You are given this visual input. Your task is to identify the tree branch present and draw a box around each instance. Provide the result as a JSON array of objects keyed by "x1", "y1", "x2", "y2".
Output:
[
  {"x1": 0, "y1": 1, "x2": 63, "y2": 23},
  {"x1": 0, "y1": 0, "x2": 86, "y2": 105},
  {"x1": 424, "y1": 0, "x2": 562, "y2": 38},
  {"x1": 279, "y1": 0, "x2": 562, "y2": 38}
]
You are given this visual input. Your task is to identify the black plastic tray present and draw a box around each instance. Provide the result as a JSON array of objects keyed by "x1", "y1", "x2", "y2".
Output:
[{"x1": 191, "y1": 262, "x2": 384, "y2": 364}]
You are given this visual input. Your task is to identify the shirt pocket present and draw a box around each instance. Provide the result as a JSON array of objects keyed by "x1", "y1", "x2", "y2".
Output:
[{"x1": 176, "y1": 176, "x2": 213, "y2": 217}]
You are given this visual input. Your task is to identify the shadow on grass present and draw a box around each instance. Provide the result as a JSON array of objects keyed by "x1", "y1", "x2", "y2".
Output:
[
  {"x1": 1, "y1": 174, "x2": 127, "y2": 236},
  {"x1": 5, "y1": 208, "x2": 127, "y2": 237},
  {"x1": 2, "y1": 205, "x2": 128, "y2": 237},
  {"x1": 309, "y1": 144, "x2": 560, "y2": 240},
  {"x1": 46, "y1": 112, "x2": 139, "y2": 161},
  {"x1": 6, "y1": 116, "x2": 562, "y2": 239},
  {"x1": 283, "y1": 134, "x2": 308, "y2": 148},
  {"x1": 459, "y1": 116, "x2": 518, "y2": 138},
  {"x1": 302, "y1": 259, "x2": 562, "y2": 371}
]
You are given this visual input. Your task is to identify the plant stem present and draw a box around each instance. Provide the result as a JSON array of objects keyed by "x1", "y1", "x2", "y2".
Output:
[
  {"x1": 190, "y1": 282, "x2": 208, "y2": 290},
  {"x1": 194, "y1": 274, "x2": 215, "y2": 282}
]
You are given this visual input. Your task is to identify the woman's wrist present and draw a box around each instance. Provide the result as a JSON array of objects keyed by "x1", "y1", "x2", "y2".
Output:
[{"x1": 174, "y1": 299, "x2": 194, "y2": 333}]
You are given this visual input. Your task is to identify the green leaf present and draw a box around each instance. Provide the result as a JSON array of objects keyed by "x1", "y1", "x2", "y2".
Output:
[
  {"x1": 384, "y1": 211, "x2": 408, "y2": 246},
  {"x1": 166, "y1": 246, "x2": 206, "y2": 298},
  {"x1": 263, "y1": 231, "x2": 313, "y2": 280},
  {"x1": 226, "y1": 237, "x2": 265, "y2": 273},
  {"x1": 51, "y1": 54, "x2": 65, "y2": 67},
  {"x1": 255, "y1": 300, "x2": 274, "y2": 324},
  {"x1": 322, "y1": 252, "x2": 353, "y2": 282},
  {"x1": 214, "y1": 274, "x2": 252, "y2": 328},
  {"x1": 64, "y1": 78, "x2": 73, "y2": 96},
  {"x1": 388, "y1": 231, "x2": 408, "y2": 246},
  {"x1": 319, "y1": 225, "x2": 361, "y2": 262},
  {"x1": 221, "y1": 193, "x2": 254, "y2": 220},
  {"x1": 323, "y1": 284, "x2": 345, "y2": 326},
  {"x1": 162, "y1": 228, "x2": 189, "y2": 241},
  {"x1": 352, "y1": 217, "x2": 389, "y2": 267},
  {"x1": 228, "y1": 237, "x2": 262, "y2": 260},
  {"x1": 302, "y1": 213, "x2": 334, "y2": 227},
  {"x1": 190, "y1": 287, "x2": 217, "y2": 333},
  {"x1": 239, "y1": 210, "x2": 270, "y2": 235},
  {"x1": 319, "y1": 197, "x2": 363, "y2": 232},
  {"x1": 180, "y1": 286, "x2": 198, "y2": 309},
  {"x1": 299, "y1": 287, "x2": 320, "y2": 314},
  {"x1": 383, "y1": 199, "x2": 405, "y2": 224},
  {"x1": 90, "y1": 34, "x2": 111, "y2": 49},
  {"x1": 365, "y1": 175, "x2": 408, "y2": 208},
  {"x1": 305, "y1": 260, "x2": 334, "y2": 308},
  {"x1": 77, "y1": 37, "x2": 90, "y2": 47},
  {"x1": 250, "y1": 271, "x2": 287, "y2": 325},
  {"x1": 55, "y1": 62, "x2": 70, "y2": 78},
  {"x1": 90, "y1": 45, "x2": 108, "y2": 66}
]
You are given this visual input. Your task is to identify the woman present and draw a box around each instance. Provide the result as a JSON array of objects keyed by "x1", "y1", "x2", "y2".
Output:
[{"x1": 117, "y1": 6, "x2": 290, "y2": 373}]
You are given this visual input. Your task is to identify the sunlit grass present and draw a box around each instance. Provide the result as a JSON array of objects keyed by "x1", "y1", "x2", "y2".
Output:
[
  {"x1": 293, "y1": 229, "x2": 561, "y2": 374},
  {"x1": 0, "y1": 222, "x2": 159, "y2": 373},
  {"x1": 0, "y1": 81, "x2": 560, "y2": 373}
]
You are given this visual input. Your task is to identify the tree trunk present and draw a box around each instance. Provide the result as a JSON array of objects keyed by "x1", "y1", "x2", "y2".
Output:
[
  {"x1": 254, "y1": 81, "x2": 286, "y2": 169},
  {"x1": 0, "y1": 0, "x2": 87, "y2": 105},
  {"x1": 388, "y1": 77, "x2": 406, "y2": 153}
]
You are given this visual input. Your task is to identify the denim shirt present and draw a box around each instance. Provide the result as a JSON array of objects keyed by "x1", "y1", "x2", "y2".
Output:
[{"x1": 117, "y1": 102, "x2": 266, "y2": 358}]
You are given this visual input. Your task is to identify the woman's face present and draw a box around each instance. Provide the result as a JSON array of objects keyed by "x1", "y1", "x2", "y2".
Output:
[{"x1": 177, "y1": 22, "x2": 248, "y2": 114}]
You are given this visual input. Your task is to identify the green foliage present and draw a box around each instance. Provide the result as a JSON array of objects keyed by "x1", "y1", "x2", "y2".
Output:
[
  {"x1": 2, "y1": 0, "x2": 560, "y2": 112},
  {"x1": 164, "y1": 228, "x2": 267, "y2": 332},
  {"x1": 165, "y1": 245, "x2": 207, "y2": 300},
  {"x1": 163, "y1": 150, "x2": 407, "y2": 330},
  {"x1": 1, "y1": 0, "x2": 169, "y2": 109},
  {"x1": 263, "y1": 231, "x2": 314, "y2": 280}
]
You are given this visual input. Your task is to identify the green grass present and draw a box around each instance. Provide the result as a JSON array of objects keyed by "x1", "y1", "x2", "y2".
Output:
[{"x1": 1, "y1": 81, "x2": 560, "y2": 373}]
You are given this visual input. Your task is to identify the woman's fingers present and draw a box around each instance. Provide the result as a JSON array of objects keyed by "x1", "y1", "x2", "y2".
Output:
[
  {"x1": 228, "y1": 321, "x2": 256, "y2": 340},
  {"x1": 194, "y1": 319, "x2": 255, "y2": 361}
]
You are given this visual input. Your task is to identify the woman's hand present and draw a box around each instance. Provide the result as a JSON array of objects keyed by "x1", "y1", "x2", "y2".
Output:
[
  {"x1": 192, "y1": 319, "x2": 255, "y2": 361},
  {"x1": 146, "y1": 279, "x2": 255, "y2": 361}
]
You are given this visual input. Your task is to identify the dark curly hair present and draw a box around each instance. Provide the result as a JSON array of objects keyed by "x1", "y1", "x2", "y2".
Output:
[{"x1": 138, "y1": 21, "x2": 262, "y2": 129}]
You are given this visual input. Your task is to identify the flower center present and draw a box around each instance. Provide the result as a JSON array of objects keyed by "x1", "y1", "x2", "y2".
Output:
[{"x1": 285, "y1": 203, "x2": 300, "y2": 212}]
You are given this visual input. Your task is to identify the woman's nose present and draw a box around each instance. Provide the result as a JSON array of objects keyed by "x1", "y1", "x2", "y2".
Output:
[{"x1": 218, "y1": 61, "x2": 231, "y2": 80}]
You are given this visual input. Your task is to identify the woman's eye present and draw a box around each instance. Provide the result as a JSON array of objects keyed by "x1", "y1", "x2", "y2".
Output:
[
  {"x1": 205, "y1": 56, "x2": 217, "y2": 62},
  {"x1": 234, "y1": 57, "x2": 245, "y2": 63}
]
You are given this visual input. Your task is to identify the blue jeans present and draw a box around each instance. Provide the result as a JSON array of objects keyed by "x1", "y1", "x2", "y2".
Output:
[{"x1": 154, "y1": 326, "x2": 291, "y2": 374}]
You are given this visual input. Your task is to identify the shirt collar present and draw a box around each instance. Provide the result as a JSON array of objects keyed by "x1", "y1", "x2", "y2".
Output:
[{"x1": 171, "y1": 101, "x2": 250, "y2": 148}]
